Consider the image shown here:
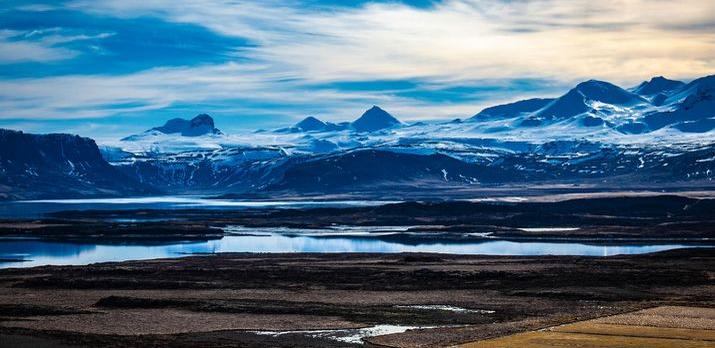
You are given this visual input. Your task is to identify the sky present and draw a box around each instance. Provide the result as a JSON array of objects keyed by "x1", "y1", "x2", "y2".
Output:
[{"x1": 0, "y1": 0, "x2": 714, "y2": 140}]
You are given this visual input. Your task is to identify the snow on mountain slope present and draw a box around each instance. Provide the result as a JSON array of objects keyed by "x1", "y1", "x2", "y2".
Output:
[
  {"x1": 111, "y1": 77, "x2": 715, "y2": 154},
  {"x1": 639, "y1": 75, "x2": 715, "y2": 133},
  {"x1": 631, "y1": 76, "x2": 686, "y2": 106},
  {"x1": 534, "y1": 80, "x2": 648, "y2": 122},
  {"x1": 101, "y1": 75, "x2": 714, "y2": 195}
]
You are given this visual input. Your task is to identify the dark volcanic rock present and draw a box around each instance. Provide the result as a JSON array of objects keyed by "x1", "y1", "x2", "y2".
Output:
[
  {"x1": 150, "y1": 114, "x2": 221, "y2": 137},
  {"x1": 0, "y1": 129, "x2": 155, "y2": 200},
  {"x1": 265, "y1": 149, "x2": 508, "y2": 193}
]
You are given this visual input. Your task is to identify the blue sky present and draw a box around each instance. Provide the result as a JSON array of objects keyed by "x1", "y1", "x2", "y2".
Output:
[{"x1": 0, "y1": 0, "x2": 713, "y2": 140}]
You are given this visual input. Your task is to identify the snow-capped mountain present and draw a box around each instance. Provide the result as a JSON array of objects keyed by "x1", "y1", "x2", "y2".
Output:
[
  {"x1": 462, "y1": 75, "x2": 715, "y2": 136},
  {"x1": 112, "y1": 114, "x2": 229, "y2": 154},
  {"x1": 151, "y1": 113, "x2": 222, "y2": 137},
  {"x1": 3, "y1": 75, "x2": 712, "y2": 199},
  {"x1": 538, "y1": 80, "x2": 648, "y2": 119},
  {"x1": 122, "y1": 114, "x2": 222, "y2": 141},
  {"x1": 277, "y1": 106, "x2": 402, "y2": 134},
  {"x1": 636, "y1": 75, "x2": 715, "y2": 133},
  {"x1": 103, "y1": 73, "x2": 714, "y2": 197}
]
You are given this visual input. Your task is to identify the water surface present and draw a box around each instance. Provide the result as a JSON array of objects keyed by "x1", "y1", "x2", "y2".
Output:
[
  {"x1": 0, "y1": 196, "x2": 399, "y2": 219},
  {"x1": 0, "y1": 226, "x2": 705, "y2": 268}
]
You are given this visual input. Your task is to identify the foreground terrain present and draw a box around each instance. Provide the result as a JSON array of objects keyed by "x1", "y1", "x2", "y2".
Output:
[
  {"x1": 462, "y1": 306, "x2": 715, "y2": 348},
  {"x1": 0, "y1": 249, "x2": 712, "y2": 347}
]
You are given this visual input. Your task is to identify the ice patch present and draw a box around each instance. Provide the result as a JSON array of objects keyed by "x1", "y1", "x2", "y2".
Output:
[
  {"x1": 394, "y1": 305, "x2": 495, "y2": 314},
  {"x1": 518, "y1": 227, "x2": 580, "y2": 232},
  {"x1": 466, "y1": 196, "x2": 528, "y2": 203},
  {"x1": 250, "y1": 324, "x2": 442, "y2": 344}
]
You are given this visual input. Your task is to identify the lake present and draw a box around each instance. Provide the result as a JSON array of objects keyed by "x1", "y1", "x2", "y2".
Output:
[
  {"x1": 0, "y1": 196, "x2": 400, "y2": 219},
  {"x1": 0, "y1": 225, "x2": 705, "y2": 268}
]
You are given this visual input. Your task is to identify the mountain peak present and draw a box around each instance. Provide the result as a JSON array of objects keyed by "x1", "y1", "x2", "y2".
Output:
[
  {"x1": 351, "y1": 106, "x2": 401, "y2": 132},
  {"x1": 632, "y1": 76, "x2": 685, "y2": 97},
  {"x1": 149, "y1": 114, "x2": 221, "y2": 137},
  {"x1": 295, "y1": 116, "x2": 327, "y2": 131},
  {"x1": 578, "y1": 79, "x2": 608, "y2": 86},
  {"x1": 190, "y1": 113, "x2": 215, "y2": 127},
  {"x1": 537, "y1": 79, "x2": 646, "y2": 119},
  {"x1": 574, "y1": 79, "x2": 623, "y2": 93}
]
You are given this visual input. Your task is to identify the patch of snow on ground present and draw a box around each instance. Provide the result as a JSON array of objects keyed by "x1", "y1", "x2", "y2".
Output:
[
  {"x1": 250, "y1": 324, "x2": 444, "y2": 344},
  {"x1": 518, "y1": 227, "x2": 580, "y2": 232},
  {"x1": 394, "y1": 305, "x2": 495, "y2": 314}
]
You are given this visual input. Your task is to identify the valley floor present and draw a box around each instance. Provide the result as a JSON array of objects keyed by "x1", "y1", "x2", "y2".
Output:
[{"x1": 0, "y1": 249, "x2": 712, "y2": 347}]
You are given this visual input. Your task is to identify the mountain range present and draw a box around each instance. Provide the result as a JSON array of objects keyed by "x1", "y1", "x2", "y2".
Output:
[{"x1": 1, "y1": 75, "x2": 713, "y2": 199}]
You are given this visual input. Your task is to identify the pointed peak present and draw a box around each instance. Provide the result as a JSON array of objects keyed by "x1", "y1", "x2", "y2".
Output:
[
  {"x1": 362, "y1": 105, "x2": 392, "y2": 117},
  {"x1": 301, "y1": 116, "x2": 322, "y2": 122},
  {"x1": 352, "y1": 106, "x2": 402, "y2": 132},
  {"x1": 295, "y1": 116, "x2": 327, "y2": 131}
]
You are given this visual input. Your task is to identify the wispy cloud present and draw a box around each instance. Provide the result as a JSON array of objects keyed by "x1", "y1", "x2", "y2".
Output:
[
  {"x1": 0, "y1": 29, "x2": 77, "y2": 62},
  {"x1": 0, "y1": 62, "x2": 415, "y2": 120},
  {"x1": 0, "y1": 0, "x2": 713, "y2": 136},
  {"x1": 69, "y1": 0, "x2": 715, "y2": 83}
]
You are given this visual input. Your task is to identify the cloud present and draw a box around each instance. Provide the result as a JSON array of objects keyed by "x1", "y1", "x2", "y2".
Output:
[
  {"x1": 68, "y1": 0, "x2": 715, "y2": 84},
  {"x1": 0, "y1": 30, "x2": 79, "y2": 62},
  {"x1": 1, "y1": 0, "x2": 713, "y2": 133},
  {"x1": 0, "y1": 28, "x2": 115, "y2": 63},
  {"x1": 0, "y1": 62, "x2": 414, "y2": 120},
  {"x1": 0, "y1": 57, "x2": 562, "y2": 128}
]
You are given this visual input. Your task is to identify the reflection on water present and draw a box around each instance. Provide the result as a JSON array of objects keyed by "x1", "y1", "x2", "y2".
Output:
[
  {"x1": 0, "y1": 196, "x2": 400, "y2": 219},
  {"x1": 0, "y1": 240, "x2": 96, "y2": 260},
  {"x1": 0, "y1": 226, "x2": 706, "y2": 268}
]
